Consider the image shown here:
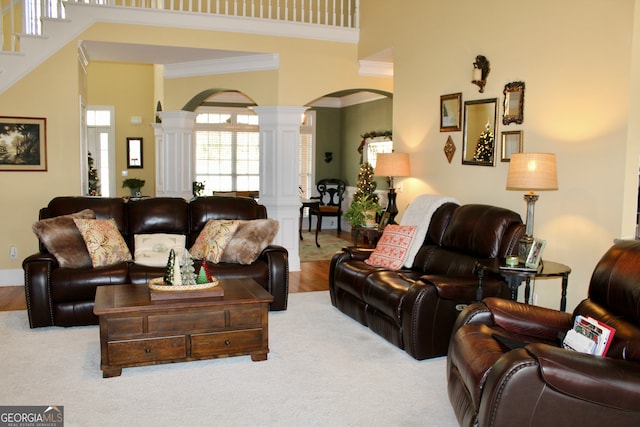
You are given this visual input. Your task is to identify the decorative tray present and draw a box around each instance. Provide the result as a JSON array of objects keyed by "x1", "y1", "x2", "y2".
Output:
[{"x1": 148, "y1": 277, "x2": 224, "y2": 301}]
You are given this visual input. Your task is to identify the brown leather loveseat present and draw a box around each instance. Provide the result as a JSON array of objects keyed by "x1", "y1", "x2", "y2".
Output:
[
  {"x1": 329, "y1": 203, "x2": 525, "y2": 360},
  {"x1": 23, "y1": 196, "x2": 289, "y2": 328},
  {"x1": 447, "y1": 239, "x2": 640, "y2": 427}
]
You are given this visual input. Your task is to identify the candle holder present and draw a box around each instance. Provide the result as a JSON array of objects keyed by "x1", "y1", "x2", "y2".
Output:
[{"x1": 472, "y1": 55, "x2": 490, "y2": 93}]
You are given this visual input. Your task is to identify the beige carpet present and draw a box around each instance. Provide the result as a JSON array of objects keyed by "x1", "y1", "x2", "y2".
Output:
[
  {"x1": 0, "y1": 291, "x2": 457, "y2": 426},
  {"x1": 299, "y1": 231, "x2": 352, "y2": 262}
]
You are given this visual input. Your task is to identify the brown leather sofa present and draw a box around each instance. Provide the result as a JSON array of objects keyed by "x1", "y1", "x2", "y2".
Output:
[
  {"x1": 23, "y1": 196, "x2": 289, "y2": 328},
  {"x1": 447, "y1": 239, "x2": 640, "y2": 427},
  {"x1": 329, "y1": 203, "x2": 525, "y2": 360}
]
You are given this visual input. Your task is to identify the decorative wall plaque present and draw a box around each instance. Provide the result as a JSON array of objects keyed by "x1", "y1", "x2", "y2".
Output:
[{"x1": 444, "y1": 136, "x2": 456, "y2": 163}]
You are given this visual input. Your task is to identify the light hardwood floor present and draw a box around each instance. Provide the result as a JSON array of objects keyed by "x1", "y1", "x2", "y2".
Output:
[{"x1": 0, "y1": 230, "x2": 348, "y2": 312}]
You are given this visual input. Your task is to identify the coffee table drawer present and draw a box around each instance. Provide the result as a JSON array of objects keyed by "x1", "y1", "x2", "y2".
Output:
[
  {"x1": 107, "y1": 336, "x2": 187, "y2": 365},
  {"x1": 191, "y1": 329, "x2": 263, "y2": 357}
]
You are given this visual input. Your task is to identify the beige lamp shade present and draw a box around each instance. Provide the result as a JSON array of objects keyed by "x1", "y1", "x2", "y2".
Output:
[
  {"x1": 506, "y1": 153, "x2": 558, "y2": 191},
  {"x1": 375, "y1": 152, "x2": 411, "y2": 178}
]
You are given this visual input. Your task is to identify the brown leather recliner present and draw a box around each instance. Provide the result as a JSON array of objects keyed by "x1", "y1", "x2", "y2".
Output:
[
  {"x1": 330, "y1": 203, "x2": 525, "y2": 360},
  {"x1": 447, "y1": 239, "x2": 640, "y2": 427}
]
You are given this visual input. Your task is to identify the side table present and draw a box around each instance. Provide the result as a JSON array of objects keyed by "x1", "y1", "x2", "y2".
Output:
[
  {"x1": 299, "y1": 199, "x2": 320, "y2": 241},
  {"x1": 352, "y1": 226, "x2": 382, "y2": 248},
  {"x1": 476, "y1": 259, "x2": 571, "y2": 311}
]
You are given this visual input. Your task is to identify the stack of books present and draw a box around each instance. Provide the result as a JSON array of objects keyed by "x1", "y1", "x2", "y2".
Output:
[{"x1": 562, "y1": 315, "x2": 616, "y2": 356}]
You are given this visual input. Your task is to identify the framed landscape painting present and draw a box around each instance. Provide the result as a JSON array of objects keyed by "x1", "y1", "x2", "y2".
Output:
[{"x1": 0, "y1": 116, "x2": 47, "y2": 171}]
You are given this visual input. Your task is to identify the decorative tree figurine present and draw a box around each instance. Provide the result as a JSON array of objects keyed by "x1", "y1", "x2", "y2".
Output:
[
  {"x1": 352, "y1": 162, "x2": 379, "y2": 204},
  {"x1": 473, "y1": 122, "x2": 495, "y2": 162},
  {"x1": 163, "y1": 249, "x2": 176, "y2": 285},
  {"x1": 196, "y1": 260, "x2": 213, "y2": 284},
  {"x1": 180, "y1": 251, "x2": 197, "y2": 286},
  {"x1": 87, "y1": 152, "x2": 101, "y2": 196}
]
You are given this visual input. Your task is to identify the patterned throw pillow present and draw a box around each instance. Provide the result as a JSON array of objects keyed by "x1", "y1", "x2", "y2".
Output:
[
  {"x1": 73, "y1": 218, "x2": 132, "y2": 267},
  {"x1": 365, "y1": 225, "x2": 417, "y2": 270},
  {"x1": 134, "y1": 234, "x2": 187, "y2": 267},
  {"x1": 189, "y1": 220, "x2": 239, "y2": 263}
]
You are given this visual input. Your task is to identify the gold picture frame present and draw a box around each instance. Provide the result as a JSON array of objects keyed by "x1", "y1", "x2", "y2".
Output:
[
  {"x1": 0, "y1": 116, "x2": 47, "y2": 171},
  {"x1": 501, "y1": 130, "x2": 523, "y2": 162},
  {"x1": 440, "y1": 93, "x2": 462, "y2": 132}
]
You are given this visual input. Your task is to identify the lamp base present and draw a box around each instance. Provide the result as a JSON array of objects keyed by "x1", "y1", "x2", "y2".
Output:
[
  {"x1": 518, "y1": 235, "x2": 534, "y2": 263},
  {"x1": 386, "y1": 188, "x2": 398, "y2": 224}
]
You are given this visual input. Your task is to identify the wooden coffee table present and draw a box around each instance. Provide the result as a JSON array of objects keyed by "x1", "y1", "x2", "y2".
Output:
[{"x1": 93, "y1": 278, "x2": 273, "y2": 378}]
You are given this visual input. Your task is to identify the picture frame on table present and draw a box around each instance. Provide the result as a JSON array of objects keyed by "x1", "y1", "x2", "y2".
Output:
[
  {"x1": 525, "y1": 238, "x2": 546, "y2": 269},
  {"x1": 0, "y1": 116, "x2": 47, "y2": 171},
  {"x1": 440, "y1": 92, "x2": 462, "y2": 132},
  {"x1": 378, "y1": 211, "x2": 391, "y2": 231}
]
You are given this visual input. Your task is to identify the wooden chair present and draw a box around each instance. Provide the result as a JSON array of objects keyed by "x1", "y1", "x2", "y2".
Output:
[{"x1": 309, "y1": 179, "x2": 346, "y2": 247}]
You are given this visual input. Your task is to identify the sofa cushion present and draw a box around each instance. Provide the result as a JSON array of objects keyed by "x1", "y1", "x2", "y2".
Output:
[
  {"x1": 220, "y1": 219, "x2": 279, "y2": 265},
  {"x1": 134, "y1": 233, "x2": 186, "y2": 267},
  {"x1": 73, "y1": 218, "x2": 133, "y2": 267},
  {"x1": 190, "y1": 219, "x2": 239, "y2": 263},
  {"x1": 365, "y1": 225, "x2": 417, "y2": 270},
  {"x1": 32, "y1": 209, "x2": 96, "y2": 268}
]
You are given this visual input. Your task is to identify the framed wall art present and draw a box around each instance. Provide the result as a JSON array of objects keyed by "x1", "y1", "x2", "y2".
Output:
[
  {"x1": 127, "y1": 137, "x2": 143, "y2": 168},
  {"x1": 501, "y1": 130, "x2": 523, "y2": 162},
  {"x1": 0, "y1": 116, "x2": 47, "y2": 171},
  {"x1": 503, "y1": 81, "x2": 525, "y2": 125},
  {"x1": 440, "y1": 92, "x2": 462, "y2": 132}
]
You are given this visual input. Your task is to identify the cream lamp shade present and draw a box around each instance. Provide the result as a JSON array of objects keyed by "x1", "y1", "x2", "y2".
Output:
[
  {"x1": 506, "y1": 153, "x2": 558, "y2": 192},
  {"x1": 375, "y1": 152, "x2": 411, "y2": 183}
]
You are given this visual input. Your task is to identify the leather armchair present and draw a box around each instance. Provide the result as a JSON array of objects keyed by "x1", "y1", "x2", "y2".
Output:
[{"x1": 447, "y1": 239, "x2": 640, "y2": 427}]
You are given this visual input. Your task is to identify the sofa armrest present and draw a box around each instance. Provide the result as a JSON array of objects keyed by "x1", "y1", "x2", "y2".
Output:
[
  {"x1": 22, "y1": 252, "x2": 58, "y2": 328},
  {"x1": 258, "y1": 244, "x2": 289, "y2": 311},
  {"x1": 527, "y1": 343, "x2": 640, "y2": 411},
  {"x1": 483, "y1": 297, "x2": 573, "y2": 342}
]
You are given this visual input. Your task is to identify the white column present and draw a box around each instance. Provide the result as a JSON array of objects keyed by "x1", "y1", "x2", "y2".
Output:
[
  {"x1": 253, "y1": 106, "x2": 307, "y2": 271},
  {"x1": 153, "y1": 111, "x2": 196, "y2": 199}
]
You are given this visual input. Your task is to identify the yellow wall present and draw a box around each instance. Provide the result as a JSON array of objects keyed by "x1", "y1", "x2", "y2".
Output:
[
  {"x1": 87, "y1": 61, "x2": 156, "y2": 196},
  {"x1": 386, "y1": 0, "x2": 636, "y2": 311}
]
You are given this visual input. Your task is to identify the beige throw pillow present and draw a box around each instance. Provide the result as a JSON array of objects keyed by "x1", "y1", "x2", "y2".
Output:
[
  {"x1": 189, "y1": 220, "x2": 239, "y2": 264},
  {"x1": 73, "y1": 218, "x2": 132, "y2": 267}
]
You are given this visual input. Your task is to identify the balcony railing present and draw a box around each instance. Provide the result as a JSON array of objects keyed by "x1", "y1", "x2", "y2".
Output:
[{"x1": 2, "y1": 0, "x2": 359, "y2": 52}]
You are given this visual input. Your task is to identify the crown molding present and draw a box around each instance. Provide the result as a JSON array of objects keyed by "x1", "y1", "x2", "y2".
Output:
[
  {"x1": 164, "y1": 53, "x2": 279, "y2": 78},
  {"x1": 359, "y1": 60, "x2": 393, "y2": 77}
]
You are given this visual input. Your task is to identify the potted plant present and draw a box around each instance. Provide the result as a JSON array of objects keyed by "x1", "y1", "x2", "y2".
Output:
[
  {"x1": 343, "y1": 194, "x2": 383, "y2": 228},
  {"x1": 122, "y1": 178, "x2": 145, "y2": 196}
]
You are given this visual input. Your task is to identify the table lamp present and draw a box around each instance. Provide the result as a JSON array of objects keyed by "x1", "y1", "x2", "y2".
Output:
[
  {"x1": 506, "y1": 152, "x2": 558, "y2": 261},
  {"x1": 375, "y1": 152, "x2": 411, "y2": 224}
]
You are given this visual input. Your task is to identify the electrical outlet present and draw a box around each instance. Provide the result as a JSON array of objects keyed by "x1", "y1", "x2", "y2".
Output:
[
  {"x1": 532, "y1": 293, "x2": 538, "y2": 305},
  {"x1": 328, "y1": 219, "x2": 336, "y2": 228},
  {"x1": 396, "y1": 182, "x2": 403, "y2": 193},
  {"x1": 9, "y1": 246, "x2": 17, "y2": 260}
]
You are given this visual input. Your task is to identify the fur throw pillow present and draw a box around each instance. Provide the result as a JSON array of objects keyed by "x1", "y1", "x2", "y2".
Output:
[
  {"x1": 32, "y1": 209, "x2": 95, "y2": 268},
  {"x1": 221, "y1": 219, "x2": 279, "y2": 265}
]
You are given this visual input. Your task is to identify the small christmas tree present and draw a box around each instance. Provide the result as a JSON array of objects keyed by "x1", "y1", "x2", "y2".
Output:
[
  {"x1": 87, "y1": 152, "x2": 101, "y2": 196},
  {"x1": 180, "y1": 251, "x2": 197, "y2": 286},
  {"x1": 473, "y1": 122, "x2": 495, "y2": 162},
  {"x1": 196, "y1": 260, "x2": 213, "y2": 284},
  {"x1": 163, "y1": 249, "x2": 176, "y2": 285},
  {"x1": 353, "y1": 162, "x2": 379, "y2": 204}
]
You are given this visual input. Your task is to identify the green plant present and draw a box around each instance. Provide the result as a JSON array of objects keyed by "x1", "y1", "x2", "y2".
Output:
[
  {"x1": 343, "y1": 195, "x2": 383, "y2": 227},
  {"x1": 122, "y1": 178, "x2": 145, "y2": 189},
  {"x1": 192, "y1": 181, "x2": 205, "y2": 197}
]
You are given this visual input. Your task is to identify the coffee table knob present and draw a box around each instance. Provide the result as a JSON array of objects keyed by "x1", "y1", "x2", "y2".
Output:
[
  {"x1": 225, "y1": 340, "x2": 231, "y2": 346},
  {"x1": 145, "y1": 348, "x2": 151, "y2": 354}
]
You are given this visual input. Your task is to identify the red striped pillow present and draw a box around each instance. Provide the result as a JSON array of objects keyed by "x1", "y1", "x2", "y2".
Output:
[{"x1": 364, "y1": 225, "x2": 417, "y2": 270}]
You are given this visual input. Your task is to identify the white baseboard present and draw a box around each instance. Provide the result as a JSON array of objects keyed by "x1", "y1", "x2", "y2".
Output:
[{"x1": 0, "y1": 269, "x2": 23, "y2": 287}]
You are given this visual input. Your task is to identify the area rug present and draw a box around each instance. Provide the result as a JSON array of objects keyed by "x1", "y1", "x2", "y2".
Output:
[
  {"x1": 0, "y1": 291, "x2": 457, "y2": 427},
  {"x1": 299, "y1": 231, "x2": 352, "y2": 262}
]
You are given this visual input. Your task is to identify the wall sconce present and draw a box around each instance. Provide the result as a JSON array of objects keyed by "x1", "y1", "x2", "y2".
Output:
[
  {"x1": 324, "y1": 152, "x2": 333, "y2": 163},
  {"x1": 472, "y1": 55, "x2": 490, "y2": 93}
]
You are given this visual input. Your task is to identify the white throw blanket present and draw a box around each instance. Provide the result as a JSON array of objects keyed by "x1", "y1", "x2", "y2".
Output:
[{"x1": 399, "y1": 194, "x2": 459, "y2": 268}]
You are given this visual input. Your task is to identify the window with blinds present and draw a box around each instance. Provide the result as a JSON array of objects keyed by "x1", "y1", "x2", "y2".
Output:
[
  {"x1": 195, "y1": 108, "x2": 260, "y2": 193},
  {"x1": 194, "y1": 107, "x2": 315, "y2": 197}
]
